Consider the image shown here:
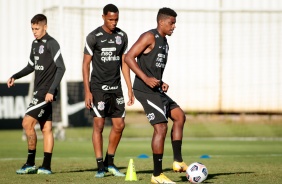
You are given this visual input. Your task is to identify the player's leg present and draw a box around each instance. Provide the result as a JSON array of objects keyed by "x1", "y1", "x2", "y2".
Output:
[
  {"x1": 92, "y1": 117, "x2": 106, "y2": 177},
  {"x1": 134, "y1": 90, "x2": 175, "y2": 183},
  {"x1": 169, "y1": 106, "x2": 188, "y2": 172},
  {"x1": 16, "y1": 115, "x2": 38, "y2": 174},
  {"x1": 37, "y1": 120, "x2": 53, "y2": 174},
  {"x1": 104, "y1": 92, "x2": 126, "y2": 176},
  {"x1": 105, "y1": 117, "x2": 125, "y2": 176}
]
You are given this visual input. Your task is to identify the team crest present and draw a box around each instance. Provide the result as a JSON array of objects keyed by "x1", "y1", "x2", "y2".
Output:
[
  {"x1": 97, "y1": 101, "x2": 105, "y2": 111},
  {"x1": 39, "y1": 45, "x2": 44, "y2": 54},
  {"x1": 115, "y1": 36, "x2": 122, "y2": 45}
]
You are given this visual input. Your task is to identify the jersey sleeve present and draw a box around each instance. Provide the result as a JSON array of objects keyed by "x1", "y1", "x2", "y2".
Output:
[
  {"x1": 11, "y1": 46, "x2": 35, "y2": 79},
  {"x1": 47, "y1": 39, "x2": 66, "y2": 95},
  {"x1": 84, "y1": 34, "x2": 96, "y2": 56},
  {"x1": 122, "y1": 33, "x2": 128, "y2": 54}
]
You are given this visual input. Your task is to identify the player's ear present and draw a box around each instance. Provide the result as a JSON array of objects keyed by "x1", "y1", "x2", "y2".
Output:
[{"x1": 44, "y1": 24, "x2": 47, "y2": 31}]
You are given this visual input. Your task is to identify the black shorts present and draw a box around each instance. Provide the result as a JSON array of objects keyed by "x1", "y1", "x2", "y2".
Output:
[
  {"x1": 90, "y1": 91, "x2": 125, "y2": 118},
  {"x1": 134, "y1": 89, "x2": 179, "y2": 125},
  {"x1": 26, "y1": 92, "x2": 52, "y2": 122}
]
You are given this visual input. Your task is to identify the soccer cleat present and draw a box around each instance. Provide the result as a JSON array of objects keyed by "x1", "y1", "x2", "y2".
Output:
[
  {"x1": 173, "y1": 161, "x2": 188, "y2": 172},
  {"x1": 16, "y1": 163, "x2": 37, "y2": 174},
  {"x1": 95, "y1": 169, "x2": 105, "y2": 178},
  {"x1": 37, "y1": 166, "x2": 52, "y2": 174},
  {"x1": 151, "y1": 173, "x2": 176, "y2": 184},
  {"x1": 107, "y1": 165, "x2": 125, "y2": 177}
]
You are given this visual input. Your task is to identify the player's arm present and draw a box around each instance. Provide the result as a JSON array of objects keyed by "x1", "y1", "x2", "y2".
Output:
[
  {"x1": 46, "y1": 39, "x2": 66, "y2": 102},
  {"x1": 124, "y1": 32, "x2": 161, "y2": 88},
  {"x1": 7, "y1": 47, "x2": 35, "y2": 88},
  {"x1": 82, "y1": 34, "x2": 95, "y2": 109},
  {"x1": 121, "y1": 54, "x2": 134, "y2": 106}
]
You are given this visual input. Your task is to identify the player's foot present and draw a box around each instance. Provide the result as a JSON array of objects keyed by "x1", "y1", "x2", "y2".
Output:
[
  {"x1": 107, "y1": 165, "x2": 125, "y2": 177},
  {"x1": 16, "y1": 163, "x2": 37, "y2": 174},
  {"x1": 151, "y1": 173, "x2": 176, "y2": 184},
  {"x1": 37, "y1": 166, "x2": 52, "y2": 174},
  {"x1": 173, "y1": 161, "x2": 188, "y2": 172},
  {"x1": 95, "y1": 169, "x2": 105, "y2": 178}
]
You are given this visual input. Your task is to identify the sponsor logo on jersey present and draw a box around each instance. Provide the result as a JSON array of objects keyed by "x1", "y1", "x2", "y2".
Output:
[
  {"x1": 101, "y1": 39, "x2": 107, "y2": 42},
  {"x1": 96, "y1": 32, "x2": 103, "y2": 36},
  {"x1": 38, "y1": 109, "x2": 45, "y2": 117},
  {"x1": 156, "y1": 53, "x2": 166, "y2": 68},
  {"x1": 35, "y1": 64, "x2": 44, "y2": 70},
  {"x1": 97, "y1": 101, "x2": 105, "y2": 111},
  {"x1": 33, "y1": 48, "x2": 36, "y2": 54},
  {"x1": 155, "y1": 34, "x2": 159, "y2": 38},
  {"x1": 39, "y1": 45, "x2": 44, "y2": 54},
  {"x1": 116, "y1": 97, "x2": 124, "y2": 105},
  {"x1": 102, "y1": 85, "x2": 118, "y2": 91},
  {"x1": 115, "y1": 36, "x2": 122, "y2": 45},
  {"x1": 108, "y1": 39, "x2": 115, "y2": 43},
  {"x1": 147, "y1": 113, "x2": 155, "y2": 121},
  {"x1": 101, "y1": 47, "x2": 120, "y2": 62},
  {"x1": 42, "y1": 39, "x2": 47, "y2": 43}
]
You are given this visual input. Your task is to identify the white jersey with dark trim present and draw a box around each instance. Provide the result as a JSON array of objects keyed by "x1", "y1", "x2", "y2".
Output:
[
  {"x1": 133, "y1": 29, "x2": 169, "y2": 94},
  {"x1": 84, "y1": 26, "x2": 128, "y2": 93}
]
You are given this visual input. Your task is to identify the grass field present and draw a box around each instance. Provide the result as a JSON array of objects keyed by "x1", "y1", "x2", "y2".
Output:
[{"x1": 0, "y1": 113, "x2": 282, "y2": 184}]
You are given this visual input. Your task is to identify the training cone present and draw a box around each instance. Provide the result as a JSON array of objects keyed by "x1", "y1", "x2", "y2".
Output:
[{"x1": 125, "y1": 158, "x2": 138, "y2": 181}]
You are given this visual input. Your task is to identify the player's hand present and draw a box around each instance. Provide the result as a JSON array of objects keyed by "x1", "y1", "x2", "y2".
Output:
[
  {"x1": 84, "y1": 91, "x2": 93, "y2": 109},
  {"x1": 45, "y1": 93, "x2": 54, "y2": 102},
  {"x1": 161, "y1": 82, "x2": 169, "y2": 92},
  {"x1": 144, "y1": 77, "x2": 161, "y2": 88},
  {"x1": 7, "y1": 78, "x2": 15, "y2": 88},
  {"x1": 127, "y1": 90, "x2": 135, "y2": 106}
]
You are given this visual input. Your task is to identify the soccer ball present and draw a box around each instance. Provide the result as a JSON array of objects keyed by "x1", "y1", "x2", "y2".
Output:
[{"x1": 186, "y1": 162, "x2": 208, "y2": 183}]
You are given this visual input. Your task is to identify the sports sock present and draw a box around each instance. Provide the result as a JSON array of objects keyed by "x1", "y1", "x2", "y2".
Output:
[
  {"x1": 42, "y1": 152, "x2": 52, "y2": 170},
  {"x1": 105, "y1": 153, "x2": 115, "y2": 166},
  {"x1": 26, "y1": 149, "x2": 36, "y2": 166},
  {"x1": 153, "y1": 153, "x2": 163, "y2": 176},
  {"x1": 96, "y1": 157, "x2": 104, "y2": 170},
  {"x1": 172, "y1": 140, "x2": 183, "y2": 162}
]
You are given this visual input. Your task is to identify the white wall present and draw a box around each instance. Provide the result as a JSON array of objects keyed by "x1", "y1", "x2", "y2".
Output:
[{"x1": 1, "y1": 0, "x2": 282, "y2": 112}]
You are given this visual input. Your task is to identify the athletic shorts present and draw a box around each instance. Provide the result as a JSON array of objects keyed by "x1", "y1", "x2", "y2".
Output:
[
  {"x1": 90, "y1": 91, "x2": 125, "y2": 118},
  {"x1": 26, "y1": 91, "x2": 52, "y2": 122},
  {"x1": 134, "y1": 89, "x2": 179, "y2": 125}
]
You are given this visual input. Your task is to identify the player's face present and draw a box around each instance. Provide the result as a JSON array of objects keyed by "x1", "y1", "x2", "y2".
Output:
[
  {"x1": 161, "y1": 16, "x2": 176, "y2": 36},
  {"x1": 31, "y1": 22, "x2": 47, "y2": 39},
  {"x1": 102, "y1": 12, "x2": 119, "y2": 32}
]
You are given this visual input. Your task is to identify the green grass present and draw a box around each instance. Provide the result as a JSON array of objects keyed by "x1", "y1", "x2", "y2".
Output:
[{"x1": 0, "y1": 114, "x2": 282, "y2": 183}]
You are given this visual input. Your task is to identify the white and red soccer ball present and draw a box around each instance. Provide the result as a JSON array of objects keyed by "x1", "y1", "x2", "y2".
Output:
[{"x1": 186, "y1": 162, "x2": 208, "y2": 183}]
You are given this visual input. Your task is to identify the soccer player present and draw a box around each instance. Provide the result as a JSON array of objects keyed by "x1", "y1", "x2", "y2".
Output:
[
  {"x1": 124, "y1": 7, "x2": 187, "y2": 183},
  {"x1": 82, "y1": 4, "x2": 134, "y2": 178},
  {"x1": 7, "y1": 14, "x2": 66, "y2": 174}
]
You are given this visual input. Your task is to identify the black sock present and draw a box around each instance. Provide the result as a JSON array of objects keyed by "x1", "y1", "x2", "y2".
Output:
[
  {"x1": 42, "y1": 152, "x2": 52, "y2": 170},
  {"x1": 153, "y1": 153, "x2": 163, "y2": 176},
  {"x1": 172, "y1": 140, "x2": 183, "y2": 162},
  {"x1": 26, "y1": 149, "x2": 36, "y2": 166},
  {"x1": 96, "y1": 157, "x2": 104, "y2": 170},
  {"x1": 104, "y1": 153, "x2": 115, "y2": 166}
]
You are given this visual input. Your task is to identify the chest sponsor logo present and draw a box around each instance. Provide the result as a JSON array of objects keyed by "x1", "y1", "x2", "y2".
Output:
[
  {"x1": 115, "y1": 36, "x2": 122, "y2": 45},
  {"x1": 102, "y1": 85, "x2": 118, "y2": 91},
  {"x1": 116, "y1": 97, "x2": 124, "y2": 105},
  {"x1": 101, "y1": 47, "x2": 120, "y2": 62},
  {"x1": 101, "y1": 39, "x2": 107, "y2": 42},
  {"x1": 96, "y1": 32, "x2": 103, "y2": 36},
  {"x1": 156, "y1": 53, "x2": 166, "y2": 68},
  {"x1": 97, "y1": 101, "x2": 105, "y2": 111},
  {"x1": 39, "y1": 45, "x2": 44, "y2": 54}
]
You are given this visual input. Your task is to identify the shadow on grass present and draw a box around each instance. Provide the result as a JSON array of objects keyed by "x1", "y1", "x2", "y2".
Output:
[
  {"x1": 56, "y1": 166, "x2": 127, "y2": 174},
  {"x1": 178, "y1": 171, "x2": 255, "y2": 183}
]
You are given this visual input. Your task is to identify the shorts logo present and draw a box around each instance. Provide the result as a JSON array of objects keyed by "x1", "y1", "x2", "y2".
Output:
[
  {"x1": 97, "y1": 101, "x2": 105, "y2": 111},
  {"x1": 39, "y1": 45, "x2": 44, "y2": 54},
  {"x1": 115, "y1": 36, "x2": 122, "y2": 45},
  {"x1": 147, "y1": 113, "x2": 155, "y2": 121},
  {"x1": 116, "y1": 97, "x2": 124, "y2": 105},
  {"x1": 31, "y1": 98, "x2": 38, "y2": 105},
  {"x1": 38, "y1": 109, "x2": 45, "y2": 117}
]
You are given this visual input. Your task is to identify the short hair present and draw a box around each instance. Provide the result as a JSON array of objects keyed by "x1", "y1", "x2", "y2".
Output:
[
  {"x1": 157, "y1": 7, "x2": 177, "y2": 22},
  {"x1": 31, "y1": 14, "x2": 47, "y2": 24},
  {"x1": 103, "y1": 4, "x2": 119, "y2": 15}
]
